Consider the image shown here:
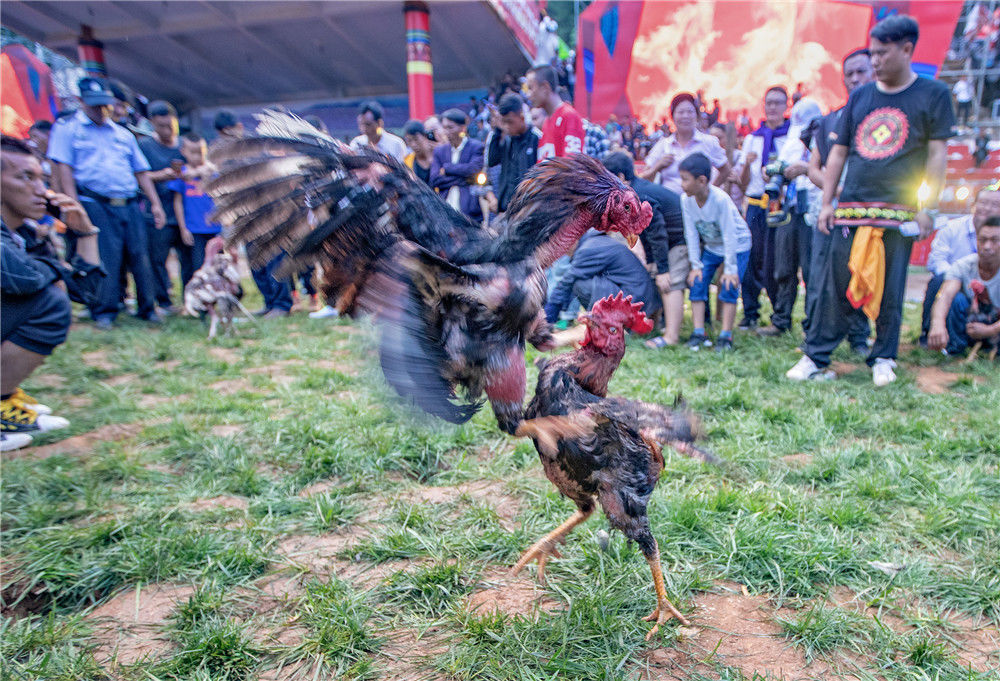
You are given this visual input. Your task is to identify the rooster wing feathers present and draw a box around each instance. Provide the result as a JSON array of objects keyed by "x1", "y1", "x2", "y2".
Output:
[{"x1": 206, "y1": 112, "x2": 549, "y2": 427}]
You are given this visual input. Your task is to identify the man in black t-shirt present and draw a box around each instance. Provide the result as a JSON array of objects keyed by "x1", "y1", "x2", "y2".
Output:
[
  {"x1": 602, "y1": 151, "x2": 686, "y2": 346},
  {"x1": 801, "y1": 48, "x2": 876, "y2": 352},
  {"x1": 788, "y1": 14, "x2": 955, "y2": 387},
  {"x1": 139, "y1": 101, "x2": 191, "y2": 314}
]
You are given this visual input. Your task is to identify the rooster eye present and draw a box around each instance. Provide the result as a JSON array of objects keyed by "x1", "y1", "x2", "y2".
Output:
[
  {"x1": 609, "y1": 327, "x2": 618, "y2": 334},
  {"x1": 624, "y1": 203, "x2": 631, "y2": 212}
]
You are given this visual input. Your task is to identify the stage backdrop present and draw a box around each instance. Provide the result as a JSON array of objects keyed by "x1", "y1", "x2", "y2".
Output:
[{"x1": 576, "y1": 0, "x2": 963, "y2": 125}]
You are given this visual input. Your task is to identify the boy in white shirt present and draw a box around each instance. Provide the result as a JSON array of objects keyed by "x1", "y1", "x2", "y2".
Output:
[{"x1": 680, "y1": 153, "x2": 753, "y2": 351}]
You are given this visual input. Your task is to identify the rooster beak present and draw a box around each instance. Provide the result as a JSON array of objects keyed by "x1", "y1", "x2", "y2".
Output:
[{"x1": 626, "y1": 234, "x2": 638, "y2": 248}]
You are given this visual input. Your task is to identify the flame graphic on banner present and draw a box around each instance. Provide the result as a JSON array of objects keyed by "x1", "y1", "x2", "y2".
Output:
[{"x1": 626, "y1": 1, "x2": 872, "y2": 123}]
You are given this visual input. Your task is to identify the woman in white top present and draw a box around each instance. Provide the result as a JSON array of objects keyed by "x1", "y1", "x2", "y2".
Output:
[{"x1": 642, "y1": 92, "x2": 732, "y2": 194}]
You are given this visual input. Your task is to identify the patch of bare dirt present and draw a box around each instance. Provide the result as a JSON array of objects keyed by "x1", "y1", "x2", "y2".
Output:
[
  {"x1": 187, "y1": 495, "x2": 249, "y2": 512},
  {"x1": 86, "y1": 583, "x2": 195, "y2": 666},
  {"x1": 257, "y1": 659, "x2": 312, "y2": 681},
  {"x1": 913, "y1": 366, "x2": 983, "y2": 395},
  {"x1": 28, "y1": 373, "x2": 66, "y2": 389},
  {"x1": 643, "y1": 582, "x2": 857, "y2": 681},
  {"x1": 144, "y1": 463, "x2": 174, "y2": 474},
  {"x1": 397, "y1": 481, "x2": 521, "y2": 530},
  {"x1": 946, "y1": 614, "x2": 1000, "y2": 673},
  {"x1": 208, "y1": 378, "x2": 256, "y2": 395},
  {"x1": 830, "y1": 361, "x2": 861, "y2": 376},
  {"x1": 155, "y1": 360, "x2": 181, "y2": 371},
  {"x1": 246, "y1": 360, "x2": 303, "y2": 387},
  {"x1": 1, "y1": 556, "x2": 50, "y2": 616},
  {"x1": 14, "y1": 423, "x2": 145, "y2": 460},
  {"x1": 210, "y1": 424, "x2": 242, "y2": 437},
  {"x1": 137, "y1": 393, "x2": 177, "y2": 408},
  {"x1": 298, "y1": 478, "x2": 340, "y2": 497},
  {"x1": 465, "y1": 567, "x2": 560, "y2": 619},
  {"x1": 827, "y1": 586, "x2": 999, "y2": 674},
  {"x1": 82, "y1": 350, "x2": 116, "y2": 371},
  {"x1": 273, "y1": 532, "x2": 410, "y2": 590},
  {"x1": 781, "y1": 453, "x2": 813, "y2": 467},
  {"x1": 378, "y1": 626, "x2": 450, "y2": 681},
  {"x1": 103, "y1": 373, "x2": 138, "y2": 387},
  {"x1": 314, "y1": 356, "x2": 359, "y2": 376},
  {"x1": 65, "y1": 394, "x2": 94, "y2": 408},
  {"x1": 208, "y1": 346, "x2": 242, "y2": 363},
  {"x1": 273, "y1": 532, "x2": 361, "y2": 575}
]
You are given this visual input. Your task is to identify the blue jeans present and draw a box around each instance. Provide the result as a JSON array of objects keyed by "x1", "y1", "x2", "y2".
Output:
[
  {"x1": 546, "y1": 255, "x2": 580, "y2": 320},
  {"x1": 248, "y1": 248, "x2": 293, "y2": 312},
  {"x1": 81, "y1": 197, "x2": 157, "y2": 321},
  {"x1": 944, "y1": 292, "x2": 972, "y2": 355},
  {"x1": 689, "y1": 249, "x2": 750, "y2": 304}
]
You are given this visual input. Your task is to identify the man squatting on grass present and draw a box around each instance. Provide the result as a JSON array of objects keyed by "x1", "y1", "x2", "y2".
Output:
[
  {"x1": 927, "y1": 216, "x2": 1000, "y2": 356},
  {"x1": 1, "y1": 135, "x2": 106, "y2": 452},
  {"x1": 679, "y1": 152, "x2": 752, "y2": 353},
  {"x1": 787, "y1": 14, "x2": 956, "y2": 387}
]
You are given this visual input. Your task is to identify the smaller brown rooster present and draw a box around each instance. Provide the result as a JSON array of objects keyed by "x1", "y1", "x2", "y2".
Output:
[
  {"x1": 515, "y1": 293, "x2": 717, "y2": 640},
  {"x1": 966, "y1": 279, "x2": 999, "y2": 361},
  {"x1": 184, "y1": 237, "x2": 246, "y2": 339}
]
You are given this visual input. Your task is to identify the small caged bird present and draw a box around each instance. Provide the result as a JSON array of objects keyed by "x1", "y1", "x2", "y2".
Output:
[
  {"x1": 515, "y1": 293, "x2": 718, "y2": 640},
  {"x1": 184, "y1": 236, "x2": 245, "y2": 339},
  {"x1": 966, "y1": 279, "x2": 999, "y2": 361}
]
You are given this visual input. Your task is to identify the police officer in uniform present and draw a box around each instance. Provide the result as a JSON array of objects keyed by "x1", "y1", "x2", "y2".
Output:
[{"x1": 47, "y1": 77, "x2": 166, "y2": 329}]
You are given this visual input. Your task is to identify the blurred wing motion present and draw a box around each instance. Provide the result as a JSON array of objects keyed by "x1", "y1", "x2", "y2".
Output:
[
  {"x1": 184, "y1": 236, "x2": 244, "y2": 338},
  {"x1": 206, "y1": 111, "x2": 652, "y2": 433}
]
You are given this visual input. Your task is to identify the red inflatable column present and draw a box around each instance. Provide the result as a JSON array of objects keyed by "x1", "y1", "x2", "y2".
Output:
[
  {"x1": 404, "y1": 1, "x2": 434, "y2": 120},
  {"x1": 77, "y1": 25, "x2": 107, "y2": 77}
]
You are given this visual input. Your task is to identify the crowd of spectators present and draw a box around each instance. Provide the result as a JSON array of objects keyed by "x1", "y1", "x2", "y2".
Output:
[{"x1": 3, "y1": 14, "x2": 998, "y2": 454}]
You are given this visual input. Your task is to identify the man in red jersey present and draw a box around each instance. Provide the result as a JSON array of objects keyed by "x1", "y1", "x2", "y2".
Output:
[{"x1": 525, "y1": 64, "x2": 584, "y2": 161}]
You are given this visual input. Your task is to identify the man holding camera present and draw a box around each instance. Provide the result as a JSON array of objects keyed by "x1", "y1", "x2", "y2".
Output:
[
  {"x1": 736, "y1": 86, "x2": 790, "y2": 331},
  {"x1": 2, "y1": 136, "x2": 106, "y2": 451},
  {"x1": 788, "y1": 15, "x2": 955, "y2": 386}
]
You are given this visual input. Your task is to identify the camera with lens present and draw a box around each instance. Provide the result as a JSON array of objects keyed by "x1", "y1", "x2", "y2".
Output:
[{"x1": 763, "y1": 159, "x2": 789, "y2": 199}]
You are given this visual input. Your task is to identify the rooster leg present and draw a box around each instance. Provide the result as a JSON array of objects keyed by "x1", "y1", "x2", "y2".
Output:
[
  {"x1": 511, "y1": 507, "x2": 592, "y2": 584},
  {"x1": 643, "y1": 544, "x2": 690, "y2": 640},
  {"x1": 207, "y1": 309, "x2": 219, "y2": 340},
  {"x1": 965, "y1": 341, "x2": 982, "y2": 363}
]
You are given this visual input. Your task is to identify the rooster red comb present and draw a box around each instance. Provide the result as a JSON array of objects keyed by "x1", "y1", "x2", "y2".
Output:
[
  {"x1": 591, "y1": 292, "x2": 654, "y2": 334},
  {"x1": 970, "y1": 279, "x2": 986, "y2": 296}
]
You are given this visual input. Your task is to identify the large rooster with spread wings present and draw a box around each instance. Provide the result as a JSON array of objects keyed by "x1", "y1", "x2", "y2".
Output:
[{"x1": 206, "y1": 113, "x2": 651, "y2": 434}]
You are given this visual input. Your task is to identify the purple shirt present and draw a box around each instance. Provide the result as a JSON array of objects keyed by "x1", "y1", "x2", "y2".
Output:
[{"x1": 646, "y1": 130, "x2": 727, "y2": 194}]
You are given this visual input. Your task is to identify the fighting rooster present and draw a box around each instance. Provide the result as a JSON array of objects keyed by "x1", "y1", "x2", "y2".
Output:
[
  {"x1": 184, "y1": 236, "x2": 245, "y2": 338},
  {"x1": 515, "y1": 294, "x2": 717, "y2": 640},
  {"x1": 206, "y1": 112, "x2": 651, "y2": 434},
  {"x1": 966, "y1": 279, "x2": 999, "y2": 361}
]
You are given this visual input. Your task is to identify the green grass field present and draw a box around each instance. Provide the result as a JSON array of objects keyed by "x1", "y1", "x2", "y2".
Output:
[{"x1": 1, "y1": 290, "x2": 997, "y2": 681}]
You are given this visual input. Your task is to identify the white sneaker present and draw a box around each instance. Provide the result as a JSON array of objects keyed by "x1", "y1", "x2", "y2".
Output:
[
  {"x1": 786, "y1": 355, "x2": 836, "y2": 381},
  {"x1": 36, "y1": 413, "x2": 71, "y2": 431},
  {"x1": 309, "y1": 305, "x2": 340, "y2": 319},
  {"x1": 1, "y1": 432, "x2": 33, "y2": 452},
  {"x1": 872, "y1": 358, "x2": 897, "y2": 387},
  {"x1": 12, "y1": 389, "x2": 52, "y2": 415}
]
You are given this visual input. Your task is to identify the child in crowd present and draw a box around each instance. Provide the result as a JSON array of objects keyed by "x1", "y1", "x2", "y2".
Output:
[
  {"x1": 168, "y1": 133, "x2": 221, "y2": 273},
  {"x1": 679, "y1": 153, "x2": 752, "y2": 351}
]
